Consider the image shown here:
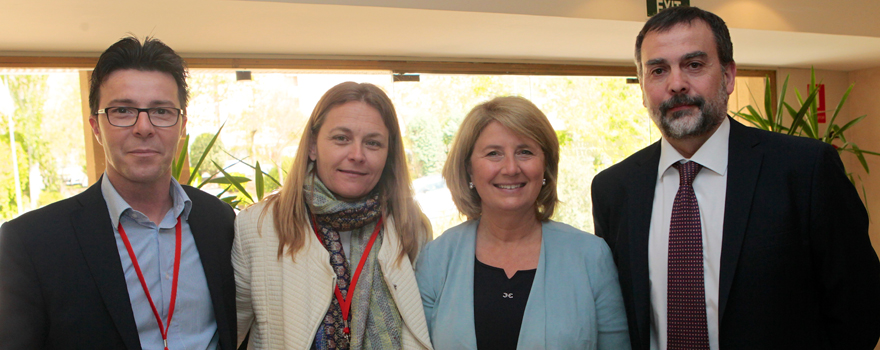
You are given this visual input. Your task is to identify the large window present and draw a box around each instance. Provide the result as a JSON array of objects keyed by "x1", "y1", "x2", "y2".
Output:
[
  {"x1": 0, "y1": 62, "x2": 770, "y2": 235},
  {"x1": 184, "y1": 71, "x2": 652, "y2": 235},
  {"x1": 0, "y1": 71, "x2": 86, "y2": 221}
]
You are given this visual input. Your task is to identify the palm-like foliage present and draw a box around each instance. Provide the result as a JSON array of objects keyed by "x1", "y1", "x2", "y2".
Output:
[
  {"x1": 734, "y1": 68, "x2": 880, "y2": 182},
  {"x1": 172, "y1": 123, "x2": 282, "y2": 209}
]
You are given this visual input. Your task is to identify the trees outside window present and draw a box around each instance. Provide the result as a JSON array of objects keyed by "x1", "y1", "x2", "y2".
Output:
[
  {"x1": 0, "y1": 69, "x2": 657, "y2": 236},
  {"x1": 0, "y1": 72, "x2": 85, "y2": 221}
]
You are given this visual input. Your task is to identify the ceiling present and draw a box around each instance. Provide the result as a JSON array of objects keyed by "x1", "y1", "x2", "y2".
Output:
[{"x1": 1, "y1": 0, "x2": 878, "y2": 71}]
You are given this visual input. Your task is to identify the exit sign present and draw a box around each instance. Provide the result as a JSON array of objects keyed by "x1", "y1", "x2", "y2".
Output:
[{"x1": 648, "y1": 0, "x2": 690, "y2": 16}]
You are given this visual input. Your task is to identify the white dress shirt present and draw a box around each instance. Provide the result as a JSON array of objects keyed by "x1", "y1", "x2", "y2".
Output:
[{"x1": 649, "y1": 117, "x2": 730, "y2": 350}]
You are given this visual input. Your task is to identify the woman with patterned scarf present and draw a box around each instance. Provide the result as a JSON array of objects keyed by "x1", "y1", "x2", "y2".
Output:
[{"x1": 233, "y1": 82, "x2": 434, "y2": 350}]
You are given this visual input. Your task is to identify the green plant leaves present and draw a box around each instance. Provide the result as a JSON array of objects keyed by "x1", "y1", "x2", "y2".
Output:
[
  {"x1": 824, "y1": 84, "x2": 854, "y2": 141},
  {"x1": 773, "y1": 75, "x2": 788, "y2": 131},
  {"x1": 170, "y1": 121, "x2": 284, "y2": 209},
  {"x1": 188, "y1": 122, "x2": 225, "y2": 186},
  {"x1": 738, "y1": 67, "x2": 878, "y2": 199},
  {"x1": 206, "y1": 175, "x2": 252, "y2": 185},
  {"x1": 172, "y1": 134, "x2": 189, "y2": 180},
  {"x1": 255, "y1": 161, "x2": 264, "y2": 201},
  {"x1": 212, "y1": 160, "x2": 253, "y2": 203},
  {"x1": 786, "y1": 88, "x2": 819, "y2": 138}
]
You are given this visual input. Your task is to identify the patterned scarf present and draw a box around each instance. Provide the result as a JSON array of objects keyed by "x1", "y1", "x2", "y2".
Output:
[{"x1": 306, "y1": 174, "x2": 403, "y2": 350}]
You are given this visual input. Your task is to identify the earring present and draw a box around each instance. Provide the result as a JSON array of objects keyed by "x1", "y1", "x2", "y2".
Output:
[
  {"x1": 542, "y1": 178, "x2": 547, "y2": 186},
  {"x1": 469, "y1": 182, "x2": 475, "y2": 189}
]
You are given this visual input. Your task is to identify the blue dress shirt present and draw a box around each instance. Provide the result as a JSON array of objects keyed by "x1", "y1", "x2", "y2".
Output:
[{"x1": 101, "y1": 176, "x2": 219, "y2": 350}]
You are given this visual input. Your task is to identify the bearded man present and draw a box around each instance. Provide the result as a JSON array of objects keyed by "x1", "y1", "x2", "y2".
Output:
[{"x1": 591, "y1": 6, "x2": 880, "y2": 350}]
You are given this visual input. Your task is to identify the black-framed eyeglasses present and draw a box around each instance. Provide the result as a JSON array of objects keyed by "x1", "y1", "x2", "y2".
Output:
[{"x1": 96, "y1": 107, "x2": 183, "y2": 127}]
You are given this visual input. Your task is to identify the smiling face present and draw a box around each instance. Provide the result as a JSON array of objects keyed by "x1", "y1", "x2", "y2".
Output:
[
  {"x1": 639, "y1": 20, "x2": 736, "y2": 140},
  {"x1": 89, "y1": 69, "x2": 186, "y2": 189},
  {"x1": 309, "y1": 101, "x2": 389, "y2": 201},
  {"x1": 469, "y1": 121, "x2": 545, "y2": 217}
]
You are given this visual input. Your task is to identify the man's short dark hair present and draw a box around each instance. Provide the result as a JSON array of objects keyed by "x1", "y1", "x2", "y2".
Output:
[
  {"x1": 88, "y1": 36, "x2": 189, "y2": 115},
  {"x1": 634, "y1": 6, "x2": 733, "y2": 77}
]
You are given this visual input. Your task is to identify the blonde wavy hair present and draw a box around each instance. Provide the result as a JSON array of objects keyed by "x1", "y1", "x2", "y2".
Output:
[
  {"x1": 442, "y1": 96, "x2": 560, "y2": 221},
  {"x1": 262, "y1": 82, "x2": 431, "y2": 263}
]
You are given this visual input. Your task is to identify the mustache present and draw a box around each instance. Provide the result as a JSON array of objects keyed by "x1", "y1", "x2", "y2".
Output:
[{"x1": 659, "y1": 94, "x2": 706, "y2": 115}]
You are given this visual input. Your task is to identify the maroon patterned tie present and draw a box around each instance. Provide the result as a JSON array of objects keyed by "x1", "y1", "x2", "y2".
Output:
[{"x1": 667, "y1": 161, "x2": 709, "y2": 349}]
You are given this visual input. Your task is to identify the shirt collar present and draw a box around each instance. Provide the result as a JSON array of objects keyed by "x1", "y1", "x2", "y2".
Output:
[
  {"x1": 100, "y1": 174, "x2": 192, "y2": 228},
  {"x1": 658, "y1": 117, "x2": 730, "y2": 178}
]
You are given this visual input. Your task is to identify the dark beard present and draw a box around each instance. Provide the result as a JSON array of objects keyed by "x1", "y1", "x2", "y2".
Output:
[{"x1": 654, "y1": 87, "x2": 727, "y2": 140}]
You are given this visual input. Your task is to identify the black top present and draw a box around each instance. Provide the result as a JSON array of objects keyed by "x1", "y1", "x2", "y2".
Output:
[{"x1": 473, "y1": 257, "x2": 537, "y2": 350}]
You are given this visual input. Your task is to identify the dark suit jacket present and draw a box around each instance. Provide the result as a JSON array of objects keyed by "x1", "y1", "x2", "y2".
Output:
[
  {"x1": 0, "y1": 180, "x2": 237, "y2": 350},
  {"x1": 592, "y1": 118, "x2": 880, "y2": 350}
]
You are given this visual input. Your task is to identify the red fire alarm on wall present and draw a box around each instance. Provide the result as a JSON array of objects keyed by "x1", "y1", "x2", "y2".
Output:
[{"x1": 810, "y1": 84, "x2": 826, "y2": 123}]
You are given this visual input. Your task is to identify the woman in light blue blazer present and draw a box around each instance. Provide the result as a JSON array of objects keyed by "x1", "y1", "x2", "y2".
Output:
[{"x1": 415, "y1": 96, "x2": 630, "y2": 350}]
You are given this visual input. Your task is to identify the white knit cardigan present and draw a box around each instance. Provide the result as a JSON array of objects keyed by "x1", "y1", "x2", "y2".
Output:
[{"x1": 233, "y1": 201, "x2": 433, "y2": 350}]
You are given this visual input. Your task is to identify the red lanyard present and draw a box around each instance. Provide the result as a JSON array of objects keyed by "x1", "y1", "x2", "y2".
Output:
[
  {"x1": 118, "y1": 217, "x2": 182, "y2": 350},
  {"x1": 311, "y1": 214, "x2": 383, "y2": 336}
]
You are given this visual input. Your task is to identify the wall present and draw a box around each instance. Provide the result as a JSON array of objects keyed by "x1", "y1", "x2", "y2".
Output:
[
  {"x1": 847, "y1": 67, "x2": 880, "y2": 262},
  {"x1": 730, "y1": 76, "x2": 766, "y2": 116},
  {"x1": 288, "y1": 0, "x2": 880, "y2": 38},
  {"x1": 780, "y1": 66, "x2": 880, "y2": 350}
]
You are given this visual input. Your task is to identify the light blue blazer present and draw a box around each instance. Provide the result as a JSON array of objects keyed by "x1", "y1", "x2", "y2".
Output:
[{"x1": 415, "y1": 220, "x2": 631, "y2": 350}]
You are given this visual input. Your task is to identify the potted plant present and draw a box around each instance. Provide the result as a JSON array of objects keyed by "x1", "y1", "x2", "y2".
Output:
[
  {"x1": 734, "y1": 67, "x2": 880, "y2": 202},
  {"x1": 172, "y1": 122, "x2": 281, "y2": 209}
]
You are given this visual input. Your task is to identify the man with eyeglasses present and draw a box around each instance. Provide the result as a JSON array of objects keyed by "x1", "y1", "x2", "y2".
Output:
[{"x1": 0, "y1": 36, "x2": 237, "y2": 350}]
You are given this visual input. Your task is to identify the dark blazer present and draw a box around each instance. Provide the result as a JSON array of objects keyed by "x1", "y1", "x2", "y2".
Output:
[
  {"x1": 0, "y1": 180, "x2": 237, "y2": 350},
  {"x1": 591, "y1": 118, "x2": 880, "y2": 350}
]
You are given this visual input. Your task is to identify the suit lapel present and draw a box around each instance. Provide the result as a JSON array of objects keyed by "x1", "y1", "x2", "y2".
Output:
[
  {"x1": 71, "y1": 182, "x2": 142, "y2": 350},
  {"x1": 719, "y1": 118, "x2": 762, "y2": 321},
  {"x1": 629, "y1": 142, "x2": 661, "y2": 346},
  {"x1": 184, "y1": 189, "x2": 234, "y2": 349}
]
